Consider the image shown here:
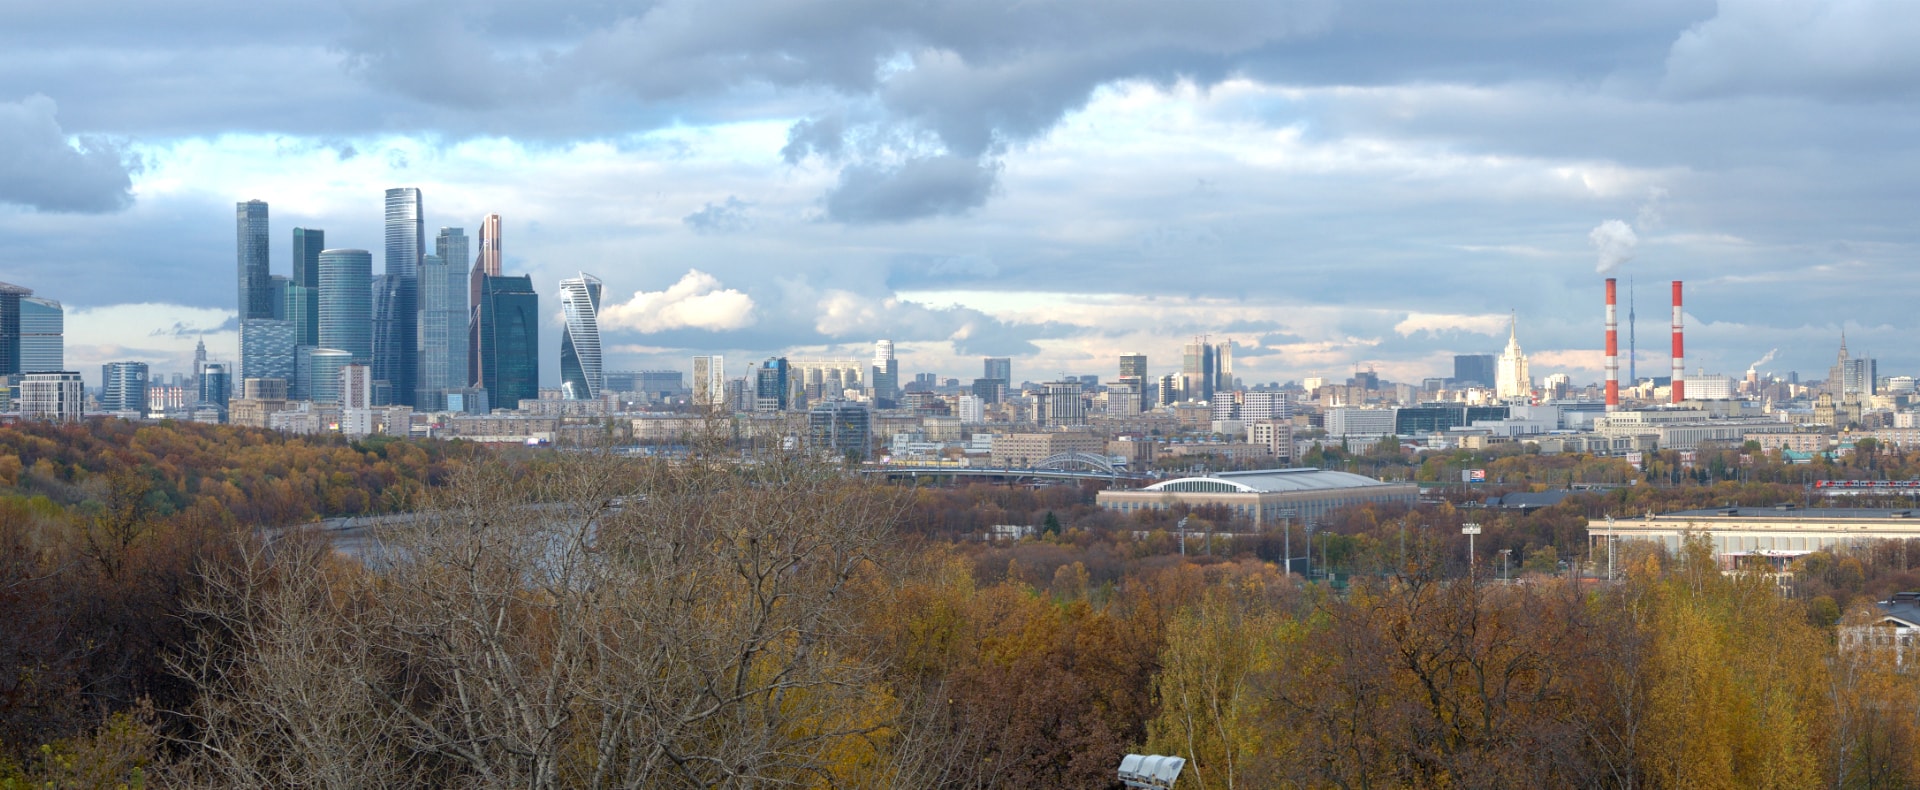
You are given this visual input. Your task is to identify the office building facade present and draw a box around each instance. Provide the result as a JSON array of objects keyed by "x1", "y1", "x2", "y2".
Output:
[
  {"x1": 236, "y1": 200, "x2": 272, "y2": 320},
  {"x1": 200, "y1": 363, "x2": 231, "y2": 410},
  {"x1": 1453, "y1": 354, "x2": 1496, "y2": 389},
  {"x1": 300, "y1": 347, "x2": 353, "y2": 405},
  {"x1": 693, "y1": 355, "x2": 728, "y2": 411},
  {"x1": 290, "y1": 227, "x2": 324, "y2": 346},
  {"x1": 375, "y1": 187, "x2": 423, "y2": 405},
  {"x1": 240, "y1": 319, "x2": 296, "y2": 383},
  {"x1": 558, "y1": 273, "x2": 605, "y2": 400},
  {"x1": 19, "y1": 371, "x2": 84, "y2": 422},
  {"x1": 318, "y1": 249, "x2": 374, "y2": 363},
  {"x1": 983, "y1": 357, "x2": 1011, "y2": 387},
  {"x1": 808, "y1": 400, "x2": 872, "y2": 460},
  {"x1": 870, "y1": 339, "x2": 899, "y2": 407},
  {"x1": 417, "y1": 252, "x2": 469, "y2": 409},
  {"x1": 0, "y1": 282, "x2": 25, "y2": 376},
  {"x1": 475, "y1": 274, "x2": 539, "y2": 410},
  {"x1": 755, "y1": 357, "x2": 790, "y2": 412},
  {"x1": 19, "y1": 296, "x2": 61, "y2": 373},
  {"x1": 101, "y1": 362, "x2": 150, "y2": 414}
]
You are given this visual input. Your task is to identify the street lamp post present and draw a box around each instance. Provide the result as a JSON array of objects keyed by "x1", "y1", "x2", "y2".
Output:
[
  {"x1": 1462, "y1": 522, "x2": 1482, "y2": 582},
  {"x1": 1499, "y1": 549, "x2": 1511, "y2": 583}
]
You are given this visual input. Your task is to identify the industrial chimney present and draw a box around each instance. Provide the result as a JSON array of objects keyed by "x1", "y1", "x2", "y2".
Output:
[
  {"x1": 1605, "y1": 278, "x2": 1619, "y2": 410},
  {"x1": 1670, "y1": 280, "x2": 1684, "y2": 403}
]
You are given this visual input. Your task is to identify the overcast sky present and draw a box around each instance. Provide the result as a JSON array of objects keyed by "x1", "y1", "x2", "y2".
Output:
[{"x1": 3, "y1": 0, "x2": 1915, "y2": 388}]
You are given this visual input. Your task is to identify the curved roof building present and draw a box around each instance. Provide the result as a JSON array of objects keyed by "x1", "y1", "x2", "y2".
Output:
[
  {"x1": 558, "y1": 273, "x2": 604, "y2": 400},
  {"x1": 1097, "y1": 468, "x2": 1417, "y2": 526}
]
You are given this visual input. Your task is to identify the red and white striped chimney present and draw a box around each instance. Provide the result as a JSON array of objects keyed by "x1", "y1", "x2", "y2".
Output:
[
  {"x1": 1670, "y1": 280, "x2": 1685, "y2": 403},
  {"x1": 1605, "y1": 278, "x2": 1619, "y2": 410}
]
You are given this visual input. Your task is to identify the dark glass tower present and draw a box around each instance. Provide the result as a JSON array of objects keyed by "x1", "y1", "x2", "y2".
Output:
[
  {"x1": 290, "y1": 228, "x2": 324, "y2": 347},
  {"x1": 376, "y1": 188, "x2": 423, "y2": 405},
  {"x1": 476, "y1": 274, "x2": 538, "y2": 410},
  {"x1": 0, "y1": 281, "x2": 27, "y2": 377},
  {"x1": 318, "y1": 249, "x2": 374, "y2": 363},
  {"x1": 236, "y1": 200, "x2": 272, "y2": 320}
]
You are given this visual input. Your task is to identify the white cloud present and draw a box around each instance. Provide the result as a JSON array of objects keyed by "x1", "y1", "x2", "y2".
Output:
[
  {"x1": 1394, "y1": 312, "x2": 1509, "y2": 336},
  {"x1": 599, "y1": 269, "x2": 757, "y2": 333}
]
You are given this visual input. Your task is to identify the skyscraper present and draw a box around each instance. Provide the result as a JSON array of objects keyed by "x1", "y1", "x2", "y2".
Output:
[
  {"x1": 300, "y1": 347, "x2": 353, "y2": 404},
  {"x1": 19, "y1": 296, "x2": 61, "y2": 373},
  {"x1": 200, "y1": 362, "x2": 231, "y2": 409},
  {"x1": 1117, "y1": 353, "x2": 1148, "y2": 414},
  {"x1": 318, "y1": 249, "x2": 374, "y2": 363},
  {"x1": 101, "y1": 362, "x2": 149, "y2": 413},
  {"x1": 755, "y1": 357, "x2": 790, "y2": 412},
  {"x1": 1453, "y1": 354, "x2": 1496, "y2": 389},
  {"x1": 475, "y1": 274, "x2": 538, "y2": 410},
  {"x1": 870, "y1": 339, "x2": 898, "y2": 407},
  {"x1": 693, "y1": 355, "x2": 727, "y2": 411},
  {"x1": 983, "y1": 357, "x2": 1011, "y2": 385},
  {"x1": 1118, "y1": 353, "x2": 1147, "y2": 380},
  {"x1": 470, "y1": 213, "x2": 502, "y2": 306},
  {"x1": 290, "y1": 227, "x2": 325, "y2": 347},
  {"x1": 240, "y1": 319, "x2": 296, "y2": 383},
  {"x1": 808, "y1": 400, "x2": 872, "y2": 460},
  {"x1": 236, "y1": 200, "x2": 272, "y2": 320},
  {"x1": 375, "y1": 187, "x2": 424, "y2": 406},
  {"x1": 1181, "y1": 338, "x2": 1218, "y2": 402},
  {"x1": 0, "y1": 281, "x2": 25, "y2": 377},
  {"x1": 558, "y1": 273, "x2": 605, "y2": 400},
  {"x1": 1495, "y1": 314, "x2": 1532, "y2": 401},
  {"x1": 417, "y1": 252, "x2": 470, "y2": 409}
]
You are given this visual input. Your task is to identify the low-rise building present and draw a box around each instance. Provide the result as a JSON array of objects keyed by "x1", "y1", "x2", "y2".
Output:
[
  {"x1": 1590, "y1": 507, "x2": 1920, "y2": 569},
  {"x1": 1098, "y1": 468, "x2": 1418, "y2": 527}
]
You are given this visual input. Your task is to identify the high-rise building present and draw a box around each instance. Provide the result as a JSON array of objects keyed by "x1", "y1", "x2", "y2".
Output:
[
  {"x1": 1117, "y1": 353, "x2": 1148, "y2": 414},
  {"x1": 0, "y1": 281, "x2": 26, "y2": 377},
  {"x1": 693, "y1": 355, "x2": 728, "y2": 411},
  {"x1": 240, "y1": 319, "x2": 296, "y2": 383},
  {"x1": 558, "y1": 273, "x2": 605, "y2": 400},
  {"x1": 376, "y1": 187, "x2": 423, "y2": 406},
  {"x1": 1181, "y1": 338, "x2": 1218, "y2": 402},
  {"x1": 983, "y1": 357, "x2": 1011, "y2": 386},
  {"x1": 1038, "y1": 380, "x2": 1086, "y2": 427},
  {"x1": 470, "y1": 213, "x2": 502, "y2": 306},
  {"x1": 236, "y1": 200, "x2": 272, "y2": 320},
  {"x1": 19, "y1": 371, "x2": 83, "y2": 422},
  {"x1": 1842, "y1": 357, "x2": 1878, "y2": 398},
  {"x1": 474, "y1": 274, "x2": 539, "y2": 410},
  {"x1": 19, "y1": 296, "x2": 61, "y2": 373},
  {"x1": 341, "y1": 363, "x2": 375, "y2": 410},
  {"x1": 1494, "y1": 315, "x2": 1532, "y2": 401},
  {"x1": 755, "y1": 357, "x2": 790, "y2": 412},
  {"x1": 300, "y1": 347, "x2": 353, "y2": 404},
  {"x1": 417, "y1": 252, "x2": 470, "y2": 409},
  {"x1": 1119, "y1": 353, "x2": 1147, "y2": 380},
  {"x1": 200, "y1": 362, "x2": 231, "y2": 410},
  {"x1": 435, "y1": 227, "x2": 469, "y2": 277},
  {"x1": 290, "y1": 227, "x2": 325, "y2": 347},
  {"x1": 318, "y1": 249, "x2": 374, "y2": 363},
  {"x1": 1453, "y1": 354, "x2": 1496, "y2": 389},
  {"x1": 870, "y1": 339, "x2": 899, "y2": 407},
  {"x1": 808, "y1": 400, "x2": 872, "y2": 460},
  {"x1": 101, "y1": 362, "x2": 149, "y2": 414},
  {"x1": 957, "y1": 394, "x2": 985, "y2": 424}
]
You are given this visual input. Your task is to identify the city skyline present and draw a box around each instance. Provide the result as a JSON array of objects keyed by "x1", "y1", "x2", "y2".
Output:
[{"x1": 3, "y1": 2, "x2": 1918, "y2": 387}]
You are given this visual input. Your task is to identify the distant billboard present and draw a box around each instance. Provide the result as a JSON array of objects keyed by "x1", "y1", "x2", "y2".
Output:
[{"x1": 1462, "y1": 469, "x2": 1487, "y2": 483}]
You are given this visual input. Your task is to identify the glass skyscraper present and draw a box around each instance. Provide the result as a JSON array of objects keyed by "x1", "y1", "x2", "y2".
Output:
[
  {"x1": 417, "y1": 253, "x2": 470, "y2": 409},
  {"x1": 240, "y1": 319, "x2": 296, "y2": 383},
  {"x1": 318, "y1": 249, "x2": 373, "y2": 364},
  {"x1": 558, "y1": 273, "x2": 604, "y2": 400},
  {"x1": 0, "y1": 282, "x2": 30, "y2": 377},
  {"x1": 236, "y1": 200, "x2": 272, "y2": 320},
  {"x1": 299, "y1": 347, "x2": 353, "y2": 405},
  {"x1": 19, "y1": 296, "x2": 61, "y2": 373},
  {"x1": 375, "y1": 188, "x2": 423, "y2": 406},
  {"x1": 290, "y1": 227, "x2": 324, "y2": 347},
  {"x1": 476, "y1": 274, "x2": 538, "y2": 410},
  {"x1": 101, "y1": 361, "x2": 149, "y2": 413}
]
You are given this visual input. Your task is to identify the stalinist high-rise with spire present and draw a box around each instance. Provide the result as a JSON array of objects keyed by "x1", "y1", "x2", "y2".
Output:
[{"x1": 1495, "y1": 313, "x2": 1532, "y2": 401}]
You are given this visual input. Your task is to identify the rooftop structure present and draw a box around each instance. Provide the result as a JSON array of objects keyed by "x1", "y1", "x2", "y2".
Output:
[
  {"x1": 1591, "y1": 507, "x2": 1920, "y2": 569},
  {"x1": 1098, "y1": 468, "x2": 1417, "y2": 526}
]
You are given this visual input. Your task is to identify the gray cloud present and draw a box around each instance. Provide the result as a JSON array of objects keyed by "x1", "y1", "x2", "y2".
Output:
[
  {"x1": 1664, "y1": 0, "x2": 1920, "y2": 99},
  {"x1": 0, "y1": 95, "x2": 137, "y2": 213},
  {"x1": 824, "y1": 154, "x2": 1000, "y2": 223},
  {"x1": 683, "y1": 196, "x2": 754, "y2": 235}
]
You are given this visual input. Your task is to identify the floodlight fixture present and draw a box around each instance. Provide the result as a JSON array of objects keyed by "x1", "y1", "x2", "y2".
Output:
[{"x1": 1118, "y1": 753, "x2": 1187, "y2": 789}]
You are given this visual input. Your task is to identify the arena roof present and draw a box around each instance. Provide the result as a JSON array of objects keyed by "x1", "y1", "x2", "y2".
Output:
[{"x1": 1141, "y1": 468, "x2": 1397, "y2": 494}]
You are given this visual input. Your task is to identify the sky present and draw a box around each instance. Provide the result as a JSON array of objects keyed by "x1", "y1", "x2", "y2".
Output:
[{"x1": 3, "y1": 0, "x2": 1917, "y2": 389}]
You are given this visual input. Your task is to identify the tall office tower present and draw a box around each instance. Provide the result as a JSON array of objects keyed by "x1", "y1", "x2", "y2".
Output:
[
  {"x1": 1118, "y1": 353, "x2": 1148, "y2": 413},
  {"x1": 558, "y1": 273, "x2": 605, "y2": 400},
  {"x1": 474, "y1": 274, "x2": 539, "y2": 410},
  {"x1": 1495, "y1": 314, "x2": 1532, "y2": 401},
  {"x1": 101, "y1": 362, "x2": 149, "y2": 413},
  {"x1": 19, "y1": 296, "x2": 61, "y2": 373},
  {"x1": 1156, "y1": 374, "x2": 1180, "y2": 406},
  {"x1": 267, "y1": 275, "x2": 290, "y2": 321},
  {"x1": 1842, "y1": 357, "x2": 1878, "y2": 397},
  {"x1": 1119, "y1": 353, "x2": 1147, "y2": 380},
  {"x1": 692, "y1": 355, "x2": 728, "y2": 411},
  {"x1": 236, "y1": 200, "x2": 272, "y2": 320},
  {"x1": 870, "y1": 339, "x2": 899, "y2": 406},
  {"x1": 376, "y1": 187, "x2": 423, "y2": 406},
  {"x1": 240, "y1": 319, "x2": 296, "y2": 382},
  {"x1": 471, "y1": 213, "x2": 502, "y2": 306},
  {"x1": 755, "y1": 358, "x2": 790, "y2": 412},
  {"x1": 1241, "y1": 389, "x2": 1292, "y2": 422},
  {"x1": 1452, "y1": 354, "x2": 1496, "y2": 389},
  {"x1": 1039, "y1": 380, "x2": 1086, "y2": 427},
  {"x1": 193, "y1": 338, "x2": 207, "y2": 380},
  {"x1": 318, "y1": 249, "x2": 374, "y2": 363},
  {"x1": 983, "y1": 357, "x2": 1011, "y2": 387},
  {"x1": 1215, "y1": 340, "x2": 1234, "y2": 393},
  {"x1": 290, "y1": 228, "x2": 324, "y2": 346},
  {"x1": 416, "y1": 253, "x2": 470, "y2": 409},
  {"x1": 1180, "y1": 338, "x2": 1218, "y2": 402},
  {"x1": 200, "y1": 362, "x2": 231, "y2": 409},
  {"x1": 0, "y1": 281, "x2": 25, "y2": 376},
  {"x1": 299, "y1": 347, "x2": 352, "y2": 404},
  {"x1": 436, "y1": 227, "x2": 469, "y2": 275}
]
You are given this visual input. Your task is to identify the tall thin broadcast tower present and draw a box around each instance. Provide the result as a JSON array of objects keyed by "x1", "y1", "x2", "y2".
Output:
[{"x1": 1628, "y1": 276, "x2": 1637, "y2": 384}]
